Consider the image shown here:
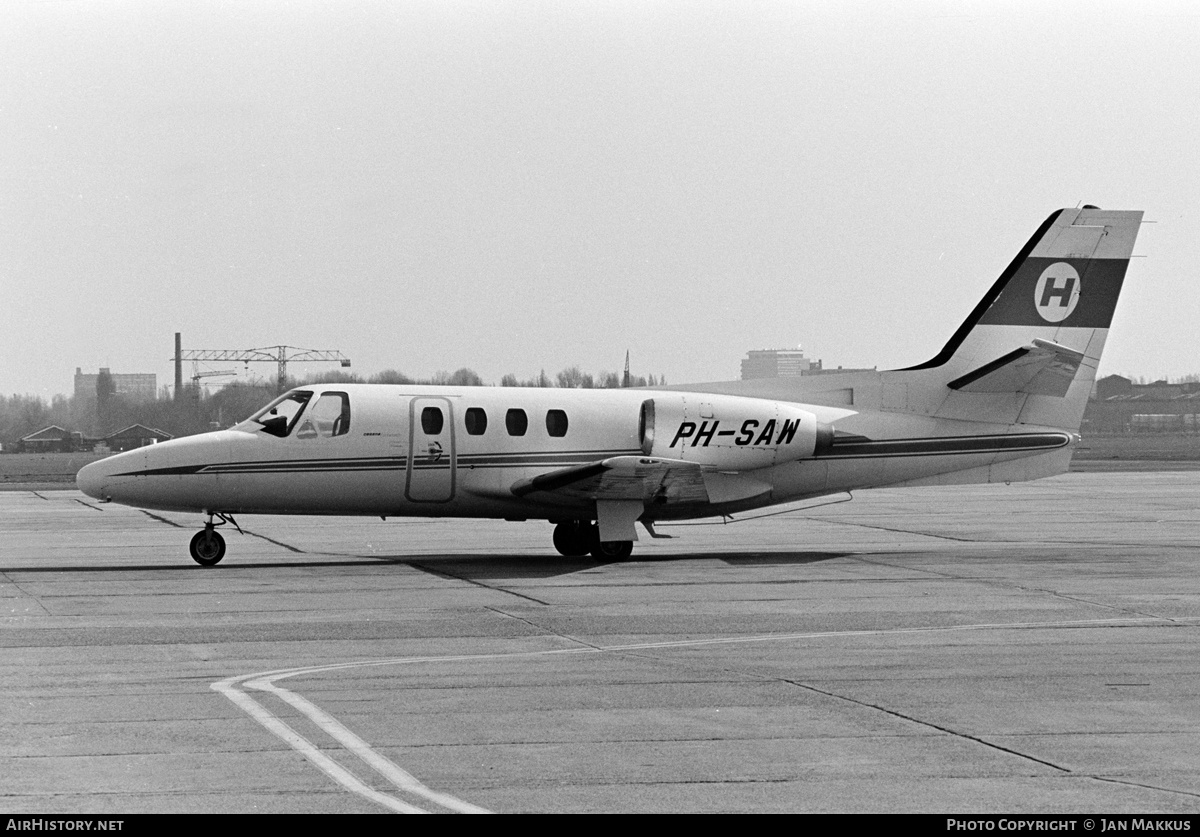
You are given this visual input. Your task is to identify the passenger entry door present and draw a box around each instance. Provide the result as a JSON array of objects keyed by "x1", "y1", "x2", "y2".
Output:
[{"x1": 406, "y1": 397, "x2": 455, "y2": 502}]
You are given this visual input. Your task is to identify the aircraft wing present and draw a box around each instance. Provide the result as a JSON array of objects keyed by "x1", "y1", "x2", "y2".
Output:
[
  {"x1": 510, "y1": 455, "x2": 775, "y2": 513},
  {"x1": 511, "y1": 455, "x2": 711, "y2": 504},
  {"x1": 947, "y1": 338, "x2": 1085, "y2": 397}
]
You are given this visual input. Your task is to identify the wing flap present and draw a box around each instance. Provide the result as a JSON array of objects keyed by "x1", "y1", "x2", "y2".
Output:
[{"x1": 948, "y1": 338, "x2": 1085, "y2": 397}]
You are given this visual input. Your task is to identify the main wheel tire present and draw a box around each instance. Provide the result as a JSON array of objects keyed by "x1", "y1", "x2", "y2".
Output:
[
  {"x1": 190, "y1": 530, "x2": 226, "y2": 566},
  {"x1": 552, "y1": 521, "x2": 593, "y2": 557},
  {"x1": 591, "y1": 540, "x2": 634, "y2": 561}
]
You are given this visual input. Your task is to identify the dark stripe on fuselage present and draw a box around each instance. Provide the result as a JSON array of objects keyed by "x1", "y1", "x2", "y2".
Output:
[
  {"x1": 822, "y1": 432, "x2": 1071, "y2": 459},
  {"x1": 113, "y1": 449, "x2": 639, "y2": 478},
  {"x1": 112, "y1": 435, "x2": 1070, "y2": 479},
  {"x1": 456, "y1": 450, "x2": 637, "y2": 468},
  {"x1": 114, "y1": 457, "x2": 408, "y2": 477}
]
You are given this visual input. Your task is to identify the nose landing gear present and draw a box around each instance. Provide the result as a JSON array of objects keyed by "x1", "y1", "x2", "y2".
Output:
[
  {"x1": 189, "y1": 512, "x2": 239, "y2": 566},
  {"x1": 190, "y1": 527, "x2": 226, "y2": 566}
]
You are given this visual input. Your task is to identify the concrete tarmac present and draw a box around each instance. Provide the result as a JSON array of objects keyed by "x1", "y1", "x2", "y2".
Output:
[{"x1": 3, "y1": 472, "x2": 1200, "y2": 813}]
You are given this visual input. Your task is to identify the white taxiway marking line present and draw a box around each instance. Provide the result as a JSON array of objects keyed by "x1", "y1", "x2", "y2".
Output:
[
  {"x1": 244, "y1": 676, "x2": 492, "y2": 814},
  {"x1": 212, "y1": 676, "x2": 431, "y2": 814},
  {"x1": 214, "y1": 616, "x2": 1187, "y2": 813}
]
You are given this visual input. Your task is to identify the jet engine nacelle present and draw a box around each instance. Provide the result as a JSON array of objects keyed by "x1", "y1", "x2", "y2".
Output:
[{"x1": 639, "y1": 394, "x2": 833, "y2": 470}]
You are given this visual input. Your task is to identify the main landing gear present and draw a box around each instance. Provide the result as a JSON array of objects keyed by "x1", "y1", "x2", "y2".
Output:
[
  {"x1": 189, "y1": 512, "x2": 239, "y2": 567},
  {"x1": 551, "y1": 521, "x2": 634, "y2": 561}
]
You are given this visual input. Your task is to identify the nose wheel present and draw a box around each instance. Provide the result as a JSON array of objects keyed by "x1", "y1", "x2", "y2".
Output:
[
  {"x1": 189, "y1": 528, "x2": 226, "y2": 566},
  {"x1": 189, "y1": 512, "x2": 239, "y2": 566}
]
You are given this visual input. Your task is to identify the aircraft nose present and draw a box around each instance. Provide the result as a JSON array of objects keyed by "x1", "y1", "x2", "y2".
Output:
[
  {"x1": 77, "y1": 448, "x2": 147, "y2": 502},
  {"x1": 77, "y1": 456, "x2": 119, "y2": 502},
  {"x1": 76, "y1": 432, "x2": 237, "y2": 513}
]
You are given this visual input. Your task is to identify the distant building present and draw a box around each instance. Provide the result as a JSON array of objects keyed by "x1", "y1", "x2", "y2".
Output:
[
  {"x1": 1084, "y1": 374, "x2": 1200, "y2": 432},
  {"x1": 1093, "y1": 374, "x2": 1133, "y2": 401},
  {"x1": 18, "y1": 426, "x2": 82, "y2": 453},
  {"x1": 741, "y1": 348, "x2": 819, "y2": 380},
  {"x1": 74, "y1": 367, "x2": 157, "y2": 402},
  {"x1": 740, "y1": 347, "x2": 875, "y2": 380},
  {"x1": 103, "y1": 424, "x2": 173, "y2": 452}
]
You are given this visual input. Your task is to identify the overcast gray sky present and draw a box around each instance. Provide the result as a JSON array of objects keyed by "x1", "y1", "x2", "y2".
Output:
[{"x1": 3, "y1": 0, "x2": 1197, "y2": 399}]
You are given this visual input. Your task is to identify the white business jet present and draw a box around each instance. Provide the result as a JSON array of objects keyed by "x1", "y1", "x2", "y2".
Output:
[{"x1": 78, "y1": 207, "x2": 1142, "y2": 566}]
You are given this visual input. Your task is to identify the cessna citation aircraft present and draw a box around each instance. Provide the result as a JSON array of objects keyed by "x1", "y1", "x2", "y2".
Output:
[{"x1": 78, "y1": 206, "x2": 1141, "y2": 565}]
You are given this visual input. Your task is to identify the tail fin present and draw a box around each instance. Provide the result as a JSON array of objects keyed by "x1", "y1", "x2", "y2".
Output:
[{"x1": 893, "y1": 206, "x2": 1143, "y2": 430}]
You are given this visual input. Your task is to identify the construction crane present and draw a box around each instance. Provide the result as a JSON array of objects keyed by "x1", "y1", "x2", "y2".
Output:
[
  {"x1": 175, "y1": 343, "x2": 351, "y2": 393},
  {"x1": 190, "y1": 368, "x2": 238, "y2": 398}
]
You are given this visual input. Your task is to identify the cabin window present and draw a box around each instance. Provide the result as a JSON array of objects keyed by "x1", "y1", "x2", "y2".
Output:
[
  {"x1": 251, "y1": 391, "x2": 313, "y2": 438},
  {"x1": 465, "y1": 407, "x2": 487, "y2": 435},
  {"x1": 546, "y1": 409, "x2": 568, "y2": 437},
  {"x1": 505, "y1": 408, "x2": 528, "y2": 436},
  {"x1": 421, "y1": 406, "x2": 444, "y2": 435},
  {"x1": 306, "y1": 392, "x2": 351, "y2": 438}
]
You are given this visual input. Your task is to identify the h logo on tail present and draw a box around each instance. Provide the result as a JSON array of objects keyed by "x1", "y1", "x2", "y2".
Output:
[{"x1": 1034, "y1": 263, "x2": 1081, "y2": 323}]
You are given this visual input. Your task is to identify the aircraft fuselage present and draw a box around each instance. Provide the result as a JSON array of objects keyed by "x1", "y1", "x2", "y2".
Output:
[{"x1": 78, "y1": 383, "x2": 1071, "y2": 521}]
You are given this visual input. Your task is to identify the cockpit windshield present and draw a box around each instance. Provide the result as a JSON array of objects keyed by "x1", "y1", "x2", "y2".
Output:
[{"x1": 245, "y1": 391, "x2": 313, "y2": 438}]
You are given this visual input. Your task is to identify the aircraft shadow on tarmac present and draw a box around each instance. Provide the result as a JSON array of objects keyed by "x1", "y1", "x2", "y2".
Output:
[
  {"x1": 1, "y1": 550, "x2": 851, "y2": 577},
  {"x1": 376, "y1": 550, "x2": 854, "y2": 581}
]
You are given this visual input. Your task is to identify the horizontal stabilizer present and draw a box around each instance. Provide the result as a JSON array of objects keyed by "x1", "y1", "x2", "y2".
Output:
[{"x1": 947, "y1": 338, "x2": 1085, "y2": 397}]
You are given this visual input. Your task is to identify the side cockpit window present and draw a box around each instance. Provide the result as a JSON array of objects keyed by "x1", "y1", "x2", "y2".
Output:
[
  {"x1": 251, "y1": 391, "x2": 313, "y2": 438},
  {"x1": 303, "y1": 392, "x2": 351, "y2": 438}
]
